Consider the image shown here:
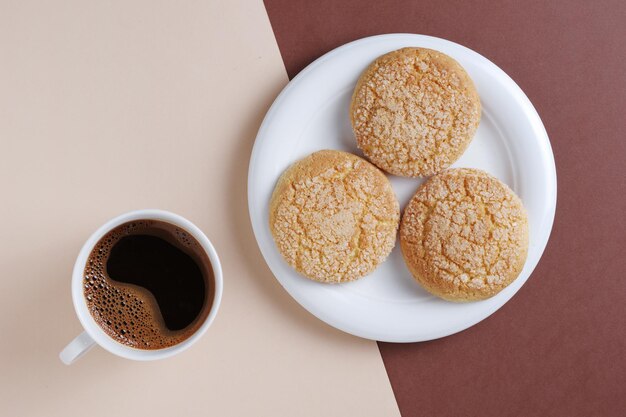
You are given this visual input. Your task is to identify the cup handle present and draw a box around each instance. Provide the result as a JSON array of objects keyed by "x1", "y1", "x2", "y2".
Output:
[{"x1": 60, "y1": 331, "x2": 96, "y2": 365}]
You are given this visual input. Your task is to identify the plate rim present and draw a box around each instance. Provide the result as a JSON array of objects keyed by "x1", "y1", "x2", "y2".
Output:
[{"x1": 248, "y1": 33, "x2": 557, "y2": 342}]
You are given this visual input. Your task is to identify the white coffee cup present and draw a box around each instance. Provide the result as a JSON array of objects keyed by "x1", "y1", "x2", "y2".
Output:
[{"x1": 60, "y1": 209, "x2": 223, "y2": 364}]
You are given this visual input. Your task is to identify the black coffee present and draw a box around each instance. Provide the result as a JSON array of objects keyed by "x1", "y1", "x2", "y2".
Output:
[{"x1": 83, "y1": 220, "x2": 214, "y2": 349}]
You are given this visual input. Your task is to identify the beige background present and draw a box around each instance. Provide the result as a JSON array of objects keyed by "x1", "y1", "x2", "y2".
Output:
[{"x1": 0, "y1": 1, "x2": 399, "y2": 415}]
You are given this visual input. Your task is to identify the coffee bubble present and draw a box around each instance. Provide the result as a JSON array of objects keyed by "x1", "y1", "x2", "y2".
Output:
[{"x1": 83, "y1": 220, "x2": 214, "y2": 350}]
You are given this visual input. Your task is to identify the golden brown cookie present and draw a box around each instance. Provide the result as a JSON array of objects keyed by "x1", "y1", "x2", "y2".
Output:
[
  {"x1": 269, "y1": 150, "x2": 399, "y2": 283},
  {"x1": 350, "y1": 47, "x2": 481, "y2": 177},
  {"x1": 400, "y1": 168, "x2": 528, "y2": 301}
]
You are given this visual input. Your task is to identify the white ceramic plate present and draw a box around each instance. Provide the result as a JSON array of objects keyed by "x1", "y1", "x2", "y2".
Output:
[{"x1": 248, "y1": 34, "x2": 556, "y2": 342}]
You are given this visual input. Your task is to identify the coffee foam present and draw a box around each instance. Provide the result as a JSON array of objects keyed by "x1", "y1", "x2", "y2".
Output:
[{"x1": 83, "y1": 221, "x2": 210, "y2": 350}]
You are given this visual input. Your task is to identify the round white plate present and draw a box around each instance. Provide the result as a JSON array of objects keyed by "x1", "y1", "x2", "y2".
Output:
[{"x1": 248, "y1": 34, "x2": 556, "y2": 342}]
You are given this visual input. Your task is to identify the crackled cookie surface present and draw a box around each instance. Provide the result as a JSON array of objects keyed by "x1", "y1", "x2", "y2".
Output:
[
  {"x1": 350, "y1": 47, "x2": 481, "y2": 177},
  {"x1": 269, "y1": 150, "x2": 399, "y2": 283},
  {"x1": 400, "y1": 168, "x2": 528, "y2": 301}
]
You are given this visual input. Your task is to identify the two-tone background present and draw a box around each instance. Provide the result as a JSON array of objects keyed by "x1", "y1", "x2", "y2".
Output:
[{"x1": 1, "y1": 1, "x2": 624, "y2": 416}]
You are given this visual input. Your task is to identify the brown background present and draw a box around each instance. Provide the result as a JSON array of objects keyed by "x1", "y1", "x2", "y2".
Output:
[{"x1": 264, "y1": 0, "x2": 626, "y2": 415}]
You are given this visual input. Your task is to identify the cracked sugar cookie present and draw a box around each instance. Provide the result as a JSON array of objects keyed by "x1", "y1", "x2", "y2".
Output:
[
  {"x1": 350, "y1": 47, "x2": 481, "y2": 177},
  {"x1": 269, "y1": 150, "x2": 399, "y2": 283},
  {"x1": 400, "y1": 168, "x2": 528, "y2": 301}
]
